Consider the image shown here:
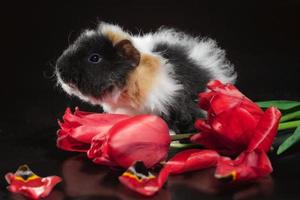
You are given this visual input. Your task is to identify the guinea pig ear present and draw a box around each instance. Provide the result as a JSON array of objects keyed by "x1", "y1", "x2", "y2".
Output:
[{"x1": 114, "y1": 39, "x2": 141, "y2": 67}]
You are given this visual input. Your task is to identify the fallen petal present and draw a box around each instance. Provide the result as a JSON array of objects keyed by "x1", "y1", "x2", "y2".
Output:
[
  {"x1": 215, "y1": 149, "x2": 273, "y2": 181},
  {"x1": 119, "y1": 161, "x2": 159, "y2": 196},
  {"x1": 5, "y1": 165, "x2": 62, "y2": 199},
  {"x1": 120, "y1": 149, "x2": 219, "y2": 196}
]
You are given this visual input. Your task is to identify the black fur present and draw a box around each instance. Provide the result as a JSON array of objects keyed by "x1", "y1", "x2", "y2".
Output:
[
  {"x1": 153, "y1": 43, "x2": 212, "y2": 133},
  {"x1": 56, "y1": 33, "x2": 136, "y2": 97}
]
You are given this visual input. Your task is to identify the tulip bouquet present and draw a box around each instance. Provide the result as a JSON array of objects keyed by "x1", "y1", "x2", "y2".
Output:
[{"x1": 55, "y1": 80, "x2": 300, "y2": 196}]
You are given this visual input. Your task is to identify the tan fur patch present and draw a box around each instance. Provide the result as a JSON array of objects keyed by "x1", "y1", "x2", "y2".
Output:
[
  {"x1": 120, "y1": 54, "x2": 161, "y2": 109},
  {"x1": 104, "y1": 31, "x2": 129, "y2": 45},
  {"x1": 101, "y1": 27, "x2": 160, "y2": 112}
]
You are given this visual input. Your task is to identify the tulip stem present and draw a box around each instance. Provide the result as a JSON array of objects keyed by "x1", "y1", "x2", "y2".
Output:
[
  {"x1": 170, "y1": 141, "x2": 199, "y2": 148},
  {"x1": 279, "y1": 120, "x2": 300, "y2": 131},
  {"x1": 171, "y1": 133, "x2": 195, "y2": 141},
  {"x1": 280, "y1": 111, "x2": 300, "y2": 122}
]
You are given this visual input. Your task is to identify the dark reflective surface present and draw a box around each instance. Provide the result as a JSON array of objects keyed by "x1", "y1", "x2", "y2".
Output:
[{"x1": 1, "y1": 0, "x2": 300, "y2": 199}]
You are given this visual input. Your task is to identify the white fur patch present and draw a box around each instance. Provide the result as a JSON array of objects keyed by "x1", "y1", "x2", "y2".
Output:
[
  {"x1": 84, "y1": 30, "x2": 96, "y2": 37},
  {"x1": 132, "y1": 27, "x2": 237, "y2": 84},
  {"x1": 97, "y1": 22, "x2": 131, "y2": 41},
  {"x1": 141, "y1": 57, "x2": 183, "y2": 116},
  {"x1": 188, "y1": 38, "x2": 237, "y2": 84}
]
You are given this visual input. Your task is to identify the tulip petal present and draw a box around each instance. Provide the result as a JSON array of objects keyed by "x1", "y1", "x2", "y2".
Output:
[
  {"x1": 209, "y1": 94, "x2": 243, "y2": 115},
  {"x1": 68, "y1": 124, "x2": 112, "y2": 143},
  {"x1": 5, "y1": 165, "x2": 62, "y2": 199},
  {"x1": 200, "y1": 81, "x2": 263, "y2": 118},
  {"x1": 107, "y1": 115, "x2": 171, "y2": 168},
  {"x1": 194, "y1": 119, "x2": 213, "y2": 132},
  {"x1": 88, "y1": 136, "x2": 118, "y2": 167},
  {"x1": 191, "y1": 132, "x2": 230, "y2": 154},
  {"x1": 88, "y1": 115, "x2": 171, "y2": 168},
  {"x1": 198, "y1": 80, "x2": 246, "y2": 112},
  {"x1": 215, "y1": 149, "x2": 273, "y2": 181},
  {"x1": 120, "y1": 149, "x2": 219, "y2": 196},
  {"x1": 247, "y1": 107, "x2": 281, "y2": 152},
  {"x1": 198, "y1": 92, "x2": 216, "y2": 110},
  {"x1": 57, "y1": 130, "x2": 91, "y2": 152},
  {"x1": 63, "y1": 107, "x2": 128, "y2": 127},
  {"x1": 119, "y1": 161, "x2": 159, "y2": 196},
  {"x1": 57, "y1": 107, "x2": 129, "y2": 152},
  {"x1": 211, "y1": 107, "x2": 258, "y2": 149},
  {"x1": 164, "y1": 149, "x2": 220, "y2": 174},
  {"x1": 64, "y1": 109, "x2": 128, "y2": 135},
  {"x1": 207, "y1": 80, "x2": 245, "y2": 99}
]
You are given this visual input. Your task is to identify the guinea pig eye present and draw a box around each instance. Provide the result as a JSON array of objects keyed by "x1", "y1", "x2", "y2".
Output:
[{"x1": 88, "y1": 53, "x2": 101, "y2": 63}]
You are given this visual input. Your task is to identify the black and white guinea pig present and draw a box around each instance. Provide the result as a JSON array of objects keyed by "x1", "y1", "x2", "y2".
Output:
[{"x1": 55, "y1": 22, "x2": 237, "y2": 133}]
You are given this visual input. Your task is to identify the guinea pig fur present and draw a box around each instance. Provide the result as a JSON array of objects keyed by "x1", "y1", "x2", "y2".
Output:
[{"x1": 55, "y1": 22, "x2": 237, "y2": 133}]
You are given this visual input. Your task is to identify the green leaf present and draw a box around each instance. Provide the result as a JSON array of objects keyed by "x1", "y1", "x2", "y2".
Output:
[
  {"x1": 280, "y1": 111, "x2": 300, "y2": 122},
  {"x1": 256, "y1": 100, "x2": 300, "y2": 110},
  {"x1": 277, "y1": 125, "x2": 300, "y2": 155},
  {"x1": 278, "y1": 120, "x2": 300, "y2": 131}
]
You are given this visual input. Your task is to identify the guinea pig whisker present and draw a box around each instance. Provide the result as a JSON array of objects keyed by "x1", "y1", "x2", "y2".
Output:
[
  {"x1": 42, "y1": 60, "x2": 58, "y2": 80},
  {"x1": 43, "y1": 70, "x2": 56, "y2": 80}
]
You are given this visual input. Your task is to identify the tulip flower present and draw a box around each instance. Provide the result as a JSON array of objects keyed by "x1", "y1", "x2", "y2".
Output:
[
  {"x1": 57, "y1": 107, "x2": 129, "y2": 152},
  {"x1": 191, "y1": 80, "x2": 281, "y2": 180},
  {"x1": 57, "y1": 108, "x2": 171, "y2": 169},
  {"x1": 191, "y1": 80, "x2": 278, "y2": 155},
  {"x1": 87, "y1": 115, "x2": 171, "y2": 168},
  {"x1": 5, "y1": 165, "x2": 62, "y2": 199},
  {"x1": 119, "y1": 80, "x2": 281, "y2": 196}
]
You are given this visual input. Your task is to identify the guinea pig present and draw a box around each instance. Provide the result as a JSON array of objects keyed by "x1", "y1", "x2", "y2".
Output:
[{"x1": 55, "y1": 22, "x2": 237, "y2": 133}]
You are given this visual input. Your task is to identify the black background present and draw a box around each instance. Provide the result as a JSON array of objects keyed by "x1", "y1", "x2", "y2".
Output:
[{"x1": 1, "y1": 0, "x2": 300, "y2": 199}]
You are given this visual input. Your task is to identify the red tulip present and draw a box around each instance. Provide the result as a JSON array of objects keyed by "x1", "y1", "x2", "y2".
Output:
[
  {"x1": 193, "y1": 80, "x2": 266, "y2": 156},
  {"x1": 213, "y1": 107, "x2": 281, "y2": 181},
  {"x1": 5, "y1": 165, "x2": 61, "y2": 199},
  {"x1": 88, "y1": 115, "x2": 171, "y2": 168},
  {"x1": 57, "y1": 108, "x2": 171, "y2": 169},
  {"x1": 57, "y1": 107, "x2": 129, "y2": 152},
  {"x1": 119, "y1": 80, "x2": 281, "y2": 196},
  {"x1": 191, "y1": 80, "x2": 281, "y2": 181}
]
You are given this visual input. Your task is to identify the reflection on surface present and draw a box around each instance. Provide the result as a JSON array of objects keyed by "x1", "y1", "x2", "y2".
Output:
[
  {"x1": 59, "y1": 154, "x2": 171, "y2": 200},
  {"x1": 40, "y1": 154, "x2": 274, "y2": 200},
  {"x1": 169, "y1": 169, "x2": 274, "y2": 200}
]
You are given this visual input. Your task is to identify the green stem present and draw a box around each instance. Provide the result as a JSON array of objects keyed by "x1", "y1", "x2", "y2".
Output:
[
  {"x1": 171, "y1": 133, "x2": 194, "y2": 141},
  {"x1": 280, "y1": 111, "x2": 300, "y2": 122},
  {"x1": 170, "y1": 142, "x2": 199, "y2": 148},
  {"x1": 278, "y1": 120, "x2": 300, "y2": 130}
]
